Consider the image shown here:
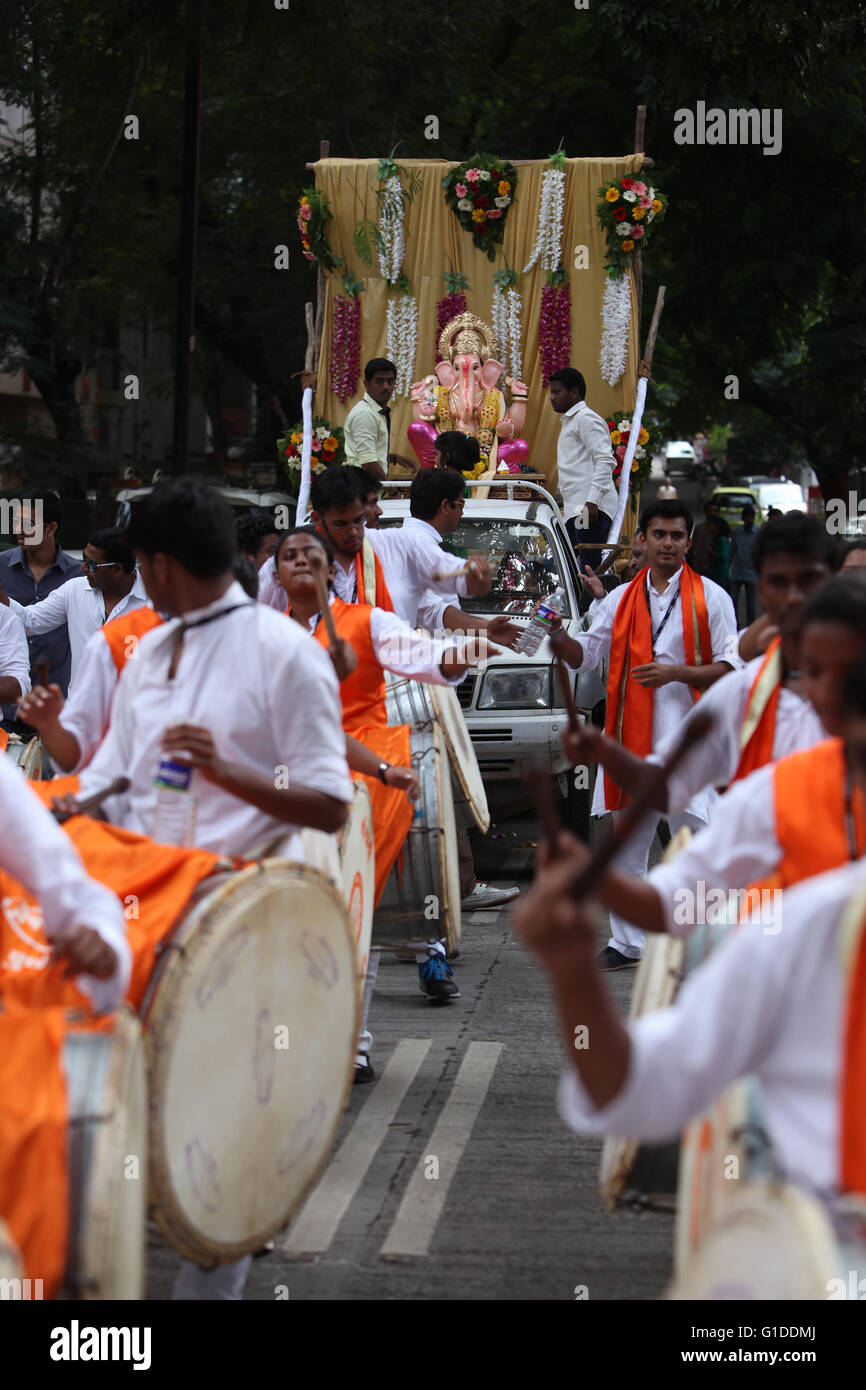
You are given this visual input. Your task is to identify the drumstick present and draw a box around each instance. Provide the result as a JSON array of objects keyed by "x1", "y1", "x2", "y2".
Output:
[
  {"x1": 306, "y1": 549, "x2": 339, "y2": 647},
  {"x1": 568, "y1": 709, "x2": 714, "y2": 901},
  {"x1": 34, "y1": 659, "x2": 50, "y2": 687},
  {"x1": 553, "y1": 651, "x2": 579, "y2": 733},
  {"x1": 52, "y1": 776, "x2": 130, "y2": 823},
  {"x1": 433, "y1": 563, "x2": 473, "y2": 582}
]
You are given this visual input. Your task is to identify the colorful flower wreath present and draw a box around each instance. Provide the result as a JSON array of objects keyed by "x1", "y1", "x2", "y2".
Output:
[
  {"x1": 596, "y1": 175, "x2": 667, "y2": 278},
  {"x1": 443, "y1": 155, "x2": 517, "y2": 261},
  {"x1": 277, "y1": 418, "x2": 346, "y2": 494},
  {"x1": 607, "y1": 410, "x2": 661, "y2": 494},
  {"x1": 296, "y1": 189, "x2": 342, "y2": 272}
]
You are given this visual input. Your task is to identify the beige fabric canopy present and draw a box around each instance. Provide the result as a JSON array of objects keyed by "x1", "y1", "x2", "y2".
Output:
[{"x1": 310, "y1": 154, "x2": 646, "y2": 494}]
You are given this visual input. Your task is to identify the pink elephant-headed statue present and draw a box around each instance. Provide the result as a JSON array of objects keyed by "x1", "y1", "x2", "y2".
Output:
[{"x1": 408, "y1": 312, "x2": 529, "y2": 475}]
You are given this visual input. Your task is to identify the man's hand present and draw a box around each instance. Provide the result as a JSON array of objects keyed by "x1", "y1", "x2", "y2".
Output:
[
  {"x1": 464, "y1": 552, "x2": 491, "y2": 595},
  {"x1": 161, "y1": 724, "x2": 227, "y2": 783},
  {"x1": 53, "y1": 925, "x2": 118, "y2": 981},
  {"x1": 390, "y1": 452, "x2": 419, "y2": 474},
  {"x1": 561, "y1": 722, "x2": 604, "y2": 767},
  {"x1": 511, "y1": 833, "x2": 597, "y2": 968},
  {"x1": 51, "y1": 792, "x2": 83, "y2": 820},
  {"x1": 327, "y1": 637, "x2": 358, "y2": 682},
  {"x1": 630, "y1": 661, "x2": 676, "y2": 689},
  {"x1": 579, "y1": 564, "x2": 605, "y2": 603},
  {"x1": 440, "y1": 635, "x2": 502, "y2": 675},
  {"x1": 17, "y1": 682, "x2": 64, "y2": 727},
  {"x1": 486, "y1": 614, "x2": 521, "y2": 648},
  {"x1": 384, "y1": 765, "x2": 420, "y2": 801}
]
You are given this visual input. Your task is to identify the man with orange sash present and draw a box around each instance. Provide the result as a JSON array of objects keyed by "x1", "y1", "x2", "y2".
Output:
[
  {"x1": 580, "y1": 575, "x2": 866, "y2": 942},
  {"x1": 513, "y1": 654, "x2": 866, "y2": 1216},
  {"x1": 559, "y1": 513, "x2": 835, "y2": 815},
  {"x1": 548, "y1": 500, "x2": 739, "y2": 967}
]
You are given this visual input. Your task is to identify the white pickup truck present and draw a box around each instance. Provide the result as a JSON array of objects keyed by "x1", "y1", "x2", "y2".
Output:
[{"x1": 378, "y1": 480, "x2": 609, "y2": 833}]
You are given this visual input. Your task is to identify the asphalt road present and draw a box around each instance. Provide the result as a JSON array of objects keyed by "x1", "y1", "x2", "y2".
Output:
[{"x1": 146, "y1": 809, "x2": 674, "y2": 1303}]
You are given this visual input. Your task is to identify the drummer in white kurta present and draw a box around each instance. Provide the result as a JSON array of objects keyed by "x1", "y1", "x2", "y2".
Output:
[
  {"x1": 73, "y1": 478, "x2": 353, "y2": 1302},
  {"x1": 549, "y1": 500, "x2": 739, "y2": 966},
  {"x1": 561, "y1": 512, "x2": 836, "y2": 817}
]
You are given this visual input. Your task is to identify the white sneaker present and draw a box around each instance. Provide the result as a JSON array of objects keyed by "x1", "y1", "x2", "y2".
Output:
[{"x1": 461, "y1": 882, "x2": 521, "y2": 910}]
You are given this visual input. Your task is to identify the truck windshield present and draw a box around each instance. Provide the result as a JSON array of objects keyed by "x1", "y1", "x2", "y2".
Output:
[{"x1": 440, "y1": 519, "x2": 571, "y2": 618}]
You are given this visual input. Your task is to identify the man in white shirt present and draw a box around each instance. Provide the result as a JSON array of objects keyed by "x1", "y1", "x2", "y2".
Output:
[
  {"x1": 0, "y1": 527, "x2": 148, "y2": 686},
  {"x1": 513, "y1": 653, "x2": 866, "y2": 1205},
  {"x1": 0, "y1": 605, "x2": 32, "y2": 725},
  {"x1": 344, "y1": 357, "x2": 418, "y2": 481},
  {"x1": 549, "y1": 500, "x2": 739, "y2": 966},
  {"x1": 549, "y1": 367, "x2": 619, "y2": 571}
]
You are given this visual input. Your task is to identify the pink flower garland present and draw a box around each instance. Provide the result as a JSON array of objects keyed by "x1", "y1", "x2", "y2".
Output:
[
  {"x1": 539, "y1": 282, "x2": 571, "y2": 386},
  {"x1": 435, "y1": 292, "x2": 467, "y2": 363},
  {"x1": 329, "y1": 294, "x2": 362, "y2": 403}
]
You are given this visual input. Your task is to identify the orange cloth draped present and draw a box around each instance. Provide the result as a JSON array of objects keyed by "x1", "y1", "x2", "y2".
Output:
[
  {"x1": 0, "y1": 817, "x2": 224, "y2": 1010},
  {"x1": 102, "y1": 606, "x2": 164, "y2": 672},
  {"x1": 0, "y1": 1005, "x2": 69, "y2": 1296},
  {"x1": 0, "y1": 729, "x2": 8, "y2": 753},
  {"x1": 772, "y1": 738, "x2": 866, "y2": 888},
  {"x1": 355, "y1": 543, "x2": 393, "y2": 611},
  {"x1": 842, "y1": 907, "x2": 866, "y2": 1196},
  {"x1": 731, "y1": 637, "x2": 783, "y2": 784},
  {"x1": 312, "y1": 598, "x2": 412, "y2": 904},
  {"x1": 604, "y1": 564, "x2": 712, "y2": 810}
]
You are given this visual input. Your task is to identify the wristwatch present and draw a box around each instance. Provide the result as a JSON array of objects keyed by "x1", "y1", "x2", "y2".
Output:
[{"x1": 377, "y1": 762, "x2": 391, "y2": 784}]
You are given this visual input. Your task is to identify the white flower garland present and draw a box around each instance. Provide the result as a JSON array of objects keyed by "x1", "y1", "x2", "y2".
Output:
[
  {"x1": 378, "y1": 175, "x2": 405, "y2": 286},
  {"x1": 522, "y1": 168, "x2": 566, "y2": 273},
  {"x1": 386, "y1": 293, "x2": 418, "y2": 396},
  {"x1": 599, "y1": 274, "x2": 632, "y2": 387},
  {"x1": 490, "y1": 283, "x2": 523, "y2": 382}
]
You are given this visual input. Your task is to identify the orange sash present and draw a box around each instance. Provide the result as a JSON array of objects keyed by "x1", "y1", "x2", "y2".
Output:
[
  {"x1": 102, "y1": 606, "x2": 164, "y2": 673},
  {"x1": 772, "y1": 739, "x2": 866, "y2": 888},
  {"x1": 604, "y1": 564, "x2": 712, "y2": 810},
  {"x1": 840, "y1": 881, "x2": 866, "y2": 1195},
  {"x1": 731, "y1": 637, "x2": 783, "y2": 784},
  {"x1": 312, "y1": 599, "x2": 412, "y2": 904},
  {"x1": 355, "y1": 539, "x2": 394, "y2": 611}
]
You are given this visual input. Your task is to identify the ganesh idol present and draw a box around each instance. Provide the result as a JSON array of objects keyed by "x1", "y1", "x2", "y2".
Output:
[{"x1": 408, "y1": 313, "x2": 530, "y2": 476}]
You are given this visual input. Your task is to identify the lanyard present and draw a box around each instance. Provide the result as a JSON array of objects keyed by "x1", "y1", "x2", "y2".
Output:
[
  {"x1": 166, "y1": 603, "x2": 250, "y2": 681},
  {"x1": 644, "y1": 576, "x2": 680, "y2": 654}
]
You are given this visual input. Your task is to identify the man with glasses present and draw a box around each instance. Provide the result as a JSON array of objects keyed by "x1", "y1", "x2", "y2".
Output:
[{"x1": 0, "y1": 527, "x2": 148, "y2": 687}]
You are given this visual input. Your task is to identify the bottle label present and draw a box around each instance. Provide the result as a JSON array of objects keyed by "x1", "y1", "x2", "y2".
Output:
[
  {"x1": 534, "y1": 601, "x2": 558, "y2": 629},
  {"x1": 154, "y1": 755, "x2": 193, "y2": 792}
]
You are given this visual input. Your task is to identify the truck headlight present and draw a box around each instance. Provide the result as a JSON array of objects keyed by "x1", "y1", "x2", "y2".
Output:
[{"x1": 477, "y1": 667, "x2": 552, "y2": 709}]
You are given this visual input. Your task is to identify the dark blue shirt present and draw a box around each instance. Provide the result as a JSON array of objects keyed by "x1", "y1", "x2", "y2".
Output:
[{"x1": 0, "y1": 545, "x2": 81, "y2": 713}]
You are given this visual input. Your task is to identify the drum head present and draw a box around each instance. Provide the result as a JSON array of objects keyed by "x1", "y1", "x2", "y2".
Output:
[
  {"x1": 21, "y1": 737, "x2": 44, "y2": 780},
  {"x1": 669, "y1": 1179, "x2": 844, "y2": 1300},
  {"x1": 429, "y1": 683, "x2": 490, "y2": 833},
  {"x1": 145, "y1": 860, "x2": 357, "y2": 1264},
  {"x1": 63, "y1": 1010, "x2": 147, "y2": 1300},
  {"x1": 339, "y1": 783, "x2": 375, "y2": 988}
]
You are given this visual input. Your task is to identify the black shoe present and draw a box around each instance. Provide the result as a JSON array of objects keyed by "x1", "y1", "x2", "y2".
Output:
[
  {"x1": 418, "y1": 954, "x2": 460, "y2": 1001},
  {"x1": 597, "y1": 946, "x2": 640, "y2": 972},
  {"x1": 354, "y1": 1057, "x2": 375, "y2": 1084}
]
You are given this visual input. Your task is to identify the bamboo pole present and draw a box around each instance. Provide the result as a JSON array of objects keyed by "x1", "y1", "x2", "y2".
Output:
[{"x1": 312, "y1": 139, "x2": 329, "y2": 370}]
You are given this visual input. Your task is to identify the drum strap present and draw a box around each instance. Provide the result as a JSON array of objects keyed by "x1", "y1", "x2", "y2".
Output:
[{"x1": 166, "y1": 604, "x2": 251, "y2": 680}]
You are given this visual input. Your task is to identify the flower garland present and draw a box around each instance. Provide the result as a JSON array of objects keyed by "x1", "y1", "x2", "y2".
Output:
[
  {"x1": 599, "y1": 274, "x2": 632, "y2": 388},
  {"x1": 607, "y1": 410, "x2": 661, "y2": 493},
  {"x1": 442, "y1": 154, "x2": 517, "y2": 262},
  {"x1": 296, "y1": 189, "x2": 342, "y2": 272},
  {"x1": 386, "y1": 286, "x2": 418, "y2": 397},
  {"x1": 596, "y1": 174, "x2": 667, "y2": 279},
  {"x1": 435, "y1": 270, "x2": 469, "y2": 364},
  {"x1": 491, "y1": 268, "x2": 522, "y2": 381},
  {"x1": 352, "y1": 160, "x2": 420, "y2": 288},
  {"x1": 277, "y1": 418, "x2": 345, "y2": 494},
  {"x1": 522, "y1": 153, "x2": 566, "y2": 273},
  {"x1": 329, "y1": 274, "x2": 364, "y2": 404},
  {"x1": 539, "y1": 267, "x2": 571, "y2": 386}
]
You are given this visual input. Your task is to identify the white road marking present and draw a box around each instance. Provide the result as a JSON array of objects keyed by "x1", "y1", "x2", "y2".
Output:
[
  {"x1": 281, "y1": 1037, "x2": 432, "y2": 1256},
  {"x1": 379, "y1": 1040, "x2": 504, "y2": 1258}
]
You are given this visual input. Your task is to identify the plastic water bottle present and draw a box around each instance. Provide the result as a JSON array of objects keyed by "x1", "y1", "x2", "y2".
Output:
[
  {"x1": 152, "y1": 754, "x2": 198, "y2": 846},
  {"x1": 515, "y1": 588, "x2": 565, "y2": 656}
]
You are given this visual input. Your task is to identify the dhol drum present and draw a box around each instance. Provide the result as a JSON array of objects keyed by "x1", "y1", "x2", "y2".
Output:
[
  {"x1": 386, "y1": 673, "x2": 489, "y2": 833},
  {"x1": 4, "y1": 733, "x2": 45, "y2": 779},
  {"x1": 0, "y1": 1217, "x2": 23, "y2": 1284},
  {"x1": 668, "y1": 1178, "x2": 854, "y2": 1300},
  {"x1": 141, "y1": 858, "x2": 358, "y2": 1266},
  {"x1": 301, "y1": 784, "x2": 375, "y2": 993},
  {"x1": 0, "y1": 1006, "x2": 147, "y2": 1300},
  {"x1": 375, "y1": 676, "x2": 461, "y2": 953}
]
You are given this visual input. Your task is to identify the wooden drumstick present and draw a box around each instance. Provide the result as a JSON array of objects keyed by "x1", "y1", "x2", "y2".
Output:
[
  {"x1": 520, "y1": 762, "x2": 563, "y2": 852},
  {"x1": 34, "y1": 659, "x2": 50, "y2": 687},
  {"x1": 433, "y1": 563, "x2": 472, "y2": 582},
  {"x1": 567, "y1": 709, "x2": 713, "y2": 900},
  {"x1": 52, "y1": 776, "x2": 130, "y2": 823},
  {"x1": 306, "y1": 548, "x2": 339, "y2": 647}
]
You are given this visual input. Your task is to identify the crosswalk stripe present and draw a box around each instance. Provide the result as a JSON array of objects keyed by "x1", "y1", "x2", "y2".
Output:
[
  {"x1": 379, "y1": 1040, "x2": 504, "y2": 1259},
  {"x1": 281, "y1": 1037, "x2": 432, "y2": 1256}
]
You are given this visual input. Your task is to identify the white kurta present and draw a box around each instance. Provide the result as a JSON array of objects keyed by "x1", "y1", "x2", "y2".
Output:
[
  {"x1": 0, "y1": 604, "x2": 32, "y2": 698},
  {"x1": 647, "y1": 654, "x2": 827, "y2": 815},
  {"x1": 57, "y1": 624, "x2": 136, "y2": 771},
  {"x1": 577, "y1": 567, "x2": 740, "y2": 819},
  {"x1": 558, "y1": 859, "x2": 866, "y2": 1196},
  {"x1": 367, "y1": 519, "x2": 469, "y2": 628},
  {"x1": 8, "y1": 572, "x2": 149, "y2": 685},
  {"x1": 77, "y1": 583, "x2": 354, "y2": 856},
  {"x1": 0, "y1": 753, "x2": 130, "y2": 1011}
]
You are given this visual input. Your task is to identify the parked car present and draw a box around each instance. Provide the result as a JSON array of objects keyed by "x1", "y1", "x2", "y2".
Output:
[
  {"x1": 378, "y1": 479, "x2": 608, "y2": 831},
  {"x1": 663, "y1": 440, "x2": 697, "y2": 477},
  {"x1": 709, "y1": 479, "x2": 806, "y2": 529},
  {"x1": 114, "y1": 484, "x2": 296, "y2": 530}
]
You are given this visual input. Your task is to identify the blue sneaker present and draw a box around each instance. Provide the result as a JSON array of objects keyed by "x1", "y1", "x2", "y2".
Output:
[{"x1": 418, "y1": 954, "x2": 460, "y2": 1002}]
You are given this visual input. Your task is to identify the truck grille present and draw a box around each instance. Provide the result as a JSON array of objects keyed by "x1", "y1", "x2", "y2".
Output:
[
  {"x1": 470, "y1": 727, "x2": 514, "y2": 742},
  {"x1": 456, "y1": 677, "x2": 476, "y2": 710}
]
